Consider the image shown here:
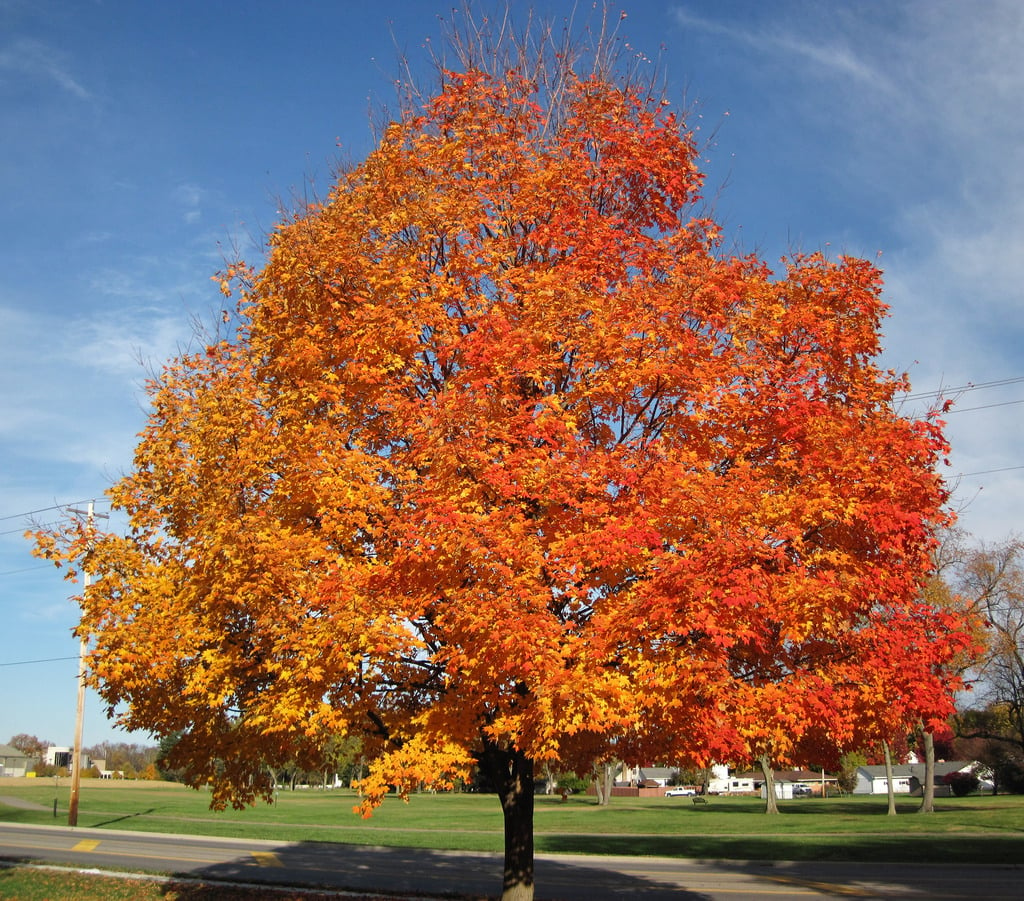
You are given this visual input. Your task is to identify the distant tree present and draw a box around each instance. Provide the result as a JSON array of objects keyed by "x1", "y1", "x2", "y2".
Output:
[
  {"x1": 837, "y1": 751, "x2": 867, "y2": 794},
  {"x1": 84, "y1": 741, "x2": 159, "y2": 774},
  {"x1": 955, "y1": 704, "x2": 1024, "y2": 793},
  {"x1": 156, "y1": 731, "x2": 186, "y2": 782},
  {"x1": 949, "y1": 538, "x2": 1024, "y2": 757},
  {"x1": 672, "y1": 765, "x2": 705, "y2": 788},
  {"x1": 320, "y1": 735, "x2": 362, "y2": 788},
  {"x1": 555, "y1": 773, "x2": 590, "y2": 794},
  {"x1": 8, "y1": 734, "x2": 51, "y2": 759},
  {"x1": 276, "y1": 760, "x2": 304, "y2": 791}
]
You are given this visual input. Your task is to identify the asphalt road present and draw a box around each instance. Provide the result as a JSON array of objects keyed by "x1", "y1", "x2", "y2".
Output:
[{"x1": 0, "y1": 822, "x2": 1020, "y2": 899}]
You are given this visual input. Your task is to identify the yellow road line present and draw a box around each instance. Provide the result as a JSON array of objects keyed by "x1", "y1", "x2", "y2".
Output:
[
  {"x1": 762, "y1": 873, "x2": 876, "y2": 897},
  {"x1": 71, "y1": 839, "x2": 101, "y2": 852},
  {"x1": 251, "y1": 851, "x2": 283, "y2": 867}
]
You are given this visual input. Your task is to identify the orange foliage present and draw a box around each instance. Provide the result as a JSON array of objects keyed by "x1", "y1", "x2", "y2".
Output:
[{"x1": 34, "y1": 65, "x2": 967, "y2": 823}]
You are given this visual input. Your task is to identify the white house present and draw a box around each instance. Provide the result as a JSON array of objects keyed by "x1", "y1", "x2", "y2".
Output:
[
  {"x1": 617, "y1": 765, "x2": 676, "y2": 787},
  {"x1": 853, "y1": 761, "x2": 975, "y2": 795},
  {"x1": 707, "y1": 765, "x2": 756, "y2": 795}
]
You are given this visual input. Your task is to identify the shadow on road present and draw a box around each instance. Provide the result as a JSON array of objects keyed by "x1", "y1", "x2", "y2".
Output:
[{"x1": 182, "y1": 841, "x2": 714, "y2": 900}]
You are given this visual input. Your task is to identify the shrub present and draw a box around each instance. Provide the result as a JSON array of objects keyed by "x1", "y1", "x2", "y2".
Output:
[{"x1": 945, "y1": 771, "x2": 980, "y2": 797}]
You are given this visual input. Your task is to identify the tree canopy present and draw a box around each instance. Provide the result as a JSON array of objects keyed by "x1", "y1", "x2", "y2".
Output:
[{"x1": 33, "y1": 15, "x2": 974, "y2": 900}]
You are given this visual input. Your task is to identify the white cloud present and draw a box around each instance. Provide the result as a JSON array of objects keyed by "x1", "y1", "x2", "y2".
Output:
[
  {"x1": 0, "y1": 291, "x2": 197, "y2": 479},
  {"x1": 671, "y1": 1, "x2": 1024, "y2": 541},
  {"x1": 173, "y1": 182, "x2": 205, "y2": 224},
  {"x1": 0, "y1": 37, "x2": 90, "y2": 99},
  {"x1": 671, "y1": 6, "x2": 895, "y2": 95},
  {"x1": 71, "y1": 307, "x2": 197, "y2": 380}
]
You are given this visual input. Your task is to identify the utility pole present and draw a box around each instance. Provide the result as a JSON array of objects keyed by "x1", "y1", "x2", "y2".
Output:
[{"x1": 67, "y1": 501, "x2": 107, "y2": 828}]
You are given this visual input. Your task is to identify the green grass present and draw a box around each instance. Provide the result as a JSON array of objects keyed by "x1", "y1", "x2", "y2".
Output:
[
  {"x1": 0, "y1": 864, "x2": 403, "y2": 900},
  {"x1": 2, "y1": 780, "x2": 1023, "y2": 864}
]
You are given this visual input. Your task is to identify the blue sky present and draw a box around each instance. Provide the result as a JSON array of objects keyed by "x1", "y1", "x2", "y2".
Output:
[{"x1": 2, "y1": 0, "x2": 1022, "y2": 749}]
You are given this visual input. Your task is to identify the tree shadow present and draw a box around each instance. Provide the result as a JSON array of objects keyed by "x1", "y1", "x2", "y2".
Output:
[
  {"x1": 171, "y1": 841, "x2": 714, "y2": 900},
  {"x1": 539, "y1": 831, "x2": 1024, "y2": 865},
  {"x1": 88, "y1": 807, "x2": 158, "y2": 828},
  {"x1": 708, "y1": 855, "x2": 1022, "y2": 901}
]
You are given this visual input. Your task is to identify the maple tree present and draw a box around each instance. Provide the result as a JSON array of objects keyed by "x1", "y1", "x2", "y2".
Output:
[{"x1": 32, "y1": 12, "x2": 974, "y2": 900}]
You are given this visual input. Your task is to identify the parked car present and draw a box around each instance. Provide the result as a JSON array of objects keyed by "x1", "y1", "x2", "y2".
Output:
[
  {"x1": 792, "y1": 784, "x2": 813, "y2": 797},
  {"x1": 665, "y1": 787, "x2": 697, "y2": 796}
]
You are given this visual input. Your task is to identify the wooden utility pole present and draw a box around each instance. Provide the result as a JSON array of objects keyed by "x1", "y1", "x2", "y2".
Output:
[{"x1": 67, "y1": 501, "x2": 106, "y2": 827}]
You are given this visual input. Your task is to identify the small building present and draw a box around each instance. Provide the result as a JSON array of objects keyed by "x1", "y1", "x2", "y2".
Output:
[
  {"x1": 732, "y1": 768, "x2": 835, "y2": 798},
  {"x1": 707, "y1": 766, "x2": 757, "y2": 795},
  {"x1": 0, "y1": 744, "x2": 33, "y2": 777},
  {"x1": 853, "y1": 761, "x2": 976, "y2": 796},
  {"x1": 44, "y1": 747, "x2": 90, "y2": 772},
  {"x1": 617, "y1": 765, "x2": 676, "y2": 788}
]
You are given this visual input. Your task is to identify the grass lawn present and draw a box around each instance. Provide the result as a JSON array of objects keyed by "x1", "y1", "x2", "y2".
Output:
[
  {"x1": 0, "y1": 864, "x2": 404, "y2": 900},
  {"x1": 1, "y1": 779, "x2": 1023, "y2": 865}
]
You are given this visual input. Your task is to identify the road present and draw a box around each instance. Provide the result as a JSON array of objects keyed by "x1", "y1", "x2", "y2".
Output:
[{"x1": 0, "y1": 822, "x2": 1020, "y2": 899}]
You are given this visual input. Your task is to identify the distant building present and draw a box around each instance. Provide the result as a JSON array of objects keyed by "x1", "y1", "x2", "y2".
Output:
[
  {"x1": 853, "y1": 761, "x2": 976, "y2": 795},
  {"x1": 45, "y1": 747, "x2": 89, "y2": 771},
  {"x1": 707, "y1": 765, "x2": 756, "y2": 794},
  {"x1": 0, "y1": 744, "x2": 33, "y2": 777}
]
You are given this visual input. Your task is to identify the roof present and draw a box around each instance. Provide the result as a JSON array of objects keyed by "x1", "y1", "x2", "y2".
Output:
[
  {"x1": 0, "y1": 744, "x2": 30, "y2": 759},
  {"x1": 858, "y1": 761, "x2": 973, "y2": 779},
  {"x1": 637, "y1": 767, "x2": 676, "y2": 779},
  {"x1": 734, "y1": 769, "x2": 835, "y2": 782}
]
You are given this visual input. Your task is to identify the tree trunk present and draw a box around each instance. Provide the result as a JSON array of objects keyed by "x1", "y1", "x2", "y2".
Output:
[
  {"x1": 758, "y1": 755, "x2": 779, "y2": 815},
  {"x1": 882, "y1": 741, "x2": 897, "y2": 816},
  {"x1": 594, "y1": 760, "x2": 615, "y2": 806},
  {"x1": 480, "y1": 741, "x2": 535, "y2": 901},
  {"x1": 919, "y1": 728, "x2": 935, "y2": 813}
]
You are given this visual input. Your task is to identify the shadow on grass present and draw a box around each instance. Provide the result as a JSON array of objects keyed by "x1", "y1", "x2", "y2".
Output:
[
  {"x1": 0, "y1": 808, "x2": 57, "y2": 825},
  {"x1": 89, "y1": 807, "x2": 158, "y2": 829},
  {"x1": 537, "y1": 831, "x2": 1024, "y2": 865}
]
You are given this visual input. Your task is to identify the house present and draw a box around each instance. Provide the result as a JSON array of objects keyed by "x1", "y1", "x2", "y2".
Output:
[
  {"x1": 707, "y1": 765, "x2": 757, "y2": 795},
  {"x1": 638, "y1": 766, "x2": 676, "y2": 788},
  {"x1": 617, "y1": 765, "x2": 676, "y2": 787},
  {"x1": 0, "y1": 744, "x2": 33, "y2": 777},
  {"x1": 853, "y1": 761, "x2": 976, "y2": 796},
  {"x1": 732, "y1": 768, "x2": 836, "y2": 799}
]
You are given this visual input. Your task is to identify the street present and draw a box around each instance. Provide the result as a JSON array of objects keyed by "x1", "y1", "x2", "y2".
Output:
[{"x1": 0, "y1": 822, "x2": 1020, "y2": 899}]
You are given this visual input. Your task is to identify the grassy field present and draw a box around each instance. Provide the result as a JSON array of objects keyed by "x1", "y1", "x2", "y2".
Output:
[{"x1": 1, "y1": 778, "x2": 1023, "y2": 866}]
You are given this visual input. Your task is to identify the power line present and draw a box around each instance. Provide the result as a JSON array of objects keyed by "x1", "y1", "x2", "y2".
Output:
[
  {"x1": 0, "y1": 565, "x2": 56, "y2": 577},
  {"x1": 946, "y1": 398, "x2": 1024, "y2": 415},
  {"x1": 904, "y1": 376, "x2": 1024, "y2": 402},
  {"x1": 1, "y1": 517, "x2": 65, "y2": 537},
  {"x1": 0, "y1": 499, "x2": 108, "y2": 523},
  {"x1": 0, "y1": 655, "x2": 78, "y2": 667},
  {"x1": 956, "y1": 465, "x2": 1024, "y2": 478}
]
